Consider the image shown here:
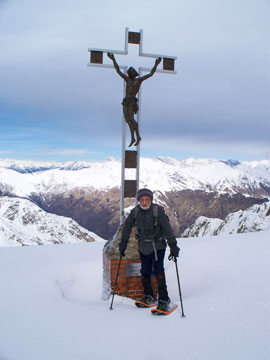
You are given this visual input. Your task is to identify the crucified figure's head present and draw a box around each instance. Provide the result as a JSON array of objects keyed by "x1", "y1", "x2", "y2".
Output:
[{"x1": 127, "y1": 67, "x2": 139, "y2": 79}]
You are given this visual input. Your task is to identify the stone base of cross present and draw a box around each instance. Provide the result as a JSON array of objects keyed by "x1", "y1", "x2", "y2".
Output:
[{"x1": 88, "y1": 28, "x2": 177, "y2": 224}]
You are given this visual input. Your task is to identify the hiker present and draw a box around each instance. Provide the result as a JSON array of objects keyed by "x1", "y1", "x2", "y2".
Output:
[
  {"x1": 119, "y1": 188, "x2": 180, "y2": 311},
  {"x1": 107, "y1": 52, "x2": 161, "y2": 147}
]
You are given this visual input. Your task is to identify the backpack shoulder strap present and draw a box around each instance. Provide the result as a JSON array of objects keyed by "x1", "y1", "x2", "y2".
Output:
[
  {"x1": 133, "y1": 205, "x2": 140, "y2": 238},
  {"x1": 133, "y1": 205, "x2": 140, "y2": 224},
  {"x1": 153, "y1": 204, "x2": 159, "y2": 227}
]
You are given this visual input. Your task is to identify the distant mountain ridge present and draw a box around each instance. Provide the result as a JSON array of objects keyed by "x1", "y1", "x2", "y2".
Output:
[
  {"x1": 0, "y1": 157, "x2": 242, "y2": 173},
  {"x1": 0, "y1": 157, "x2": 269, "y2": 238},
  {"x1": 1, "y1": 157, "x2": 270, "y2": 194},
  {"x1": 0, "y1": 159, "x2": 96, "y2": 173},
  {"x1": 1, "y1": 156, "x2": 270, "y2": 176}
]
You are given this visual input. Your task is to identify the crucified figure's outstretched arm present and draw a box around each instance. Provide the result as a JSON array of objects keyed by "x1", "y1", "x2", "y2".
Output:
[
  {"x1": 107, "y1": 52, "x2": 128, "y2": 81},
  {"x1": 139, "y1": 57, "x2": 162, "y2": 82}
]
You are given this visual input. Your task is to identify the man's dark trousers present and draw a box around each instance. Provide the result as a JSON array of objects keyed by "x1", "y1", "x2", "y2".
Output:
[
  {"x1": 139, "y1": 249, "x2": 165, "y2": 276},
  {"x1": 139, "y1": 249, "x2": 169, "y2": 301}
]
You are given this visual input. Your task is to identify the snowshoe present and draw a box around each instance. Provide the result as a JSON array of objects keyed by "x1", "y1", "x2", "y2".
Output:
[
  {"x1": 135, "y1": 295, "x2": 157, "y2": 308},
  {"x1": 151, "y1": 299, "x2": 177, "y2": 315}
]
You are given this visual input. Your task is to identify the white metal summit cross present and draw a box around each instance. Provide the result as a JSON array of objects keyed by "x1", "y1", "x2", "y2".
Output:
[{"x1": 88, "y1": 28, "x2": 177, "y2": 223}]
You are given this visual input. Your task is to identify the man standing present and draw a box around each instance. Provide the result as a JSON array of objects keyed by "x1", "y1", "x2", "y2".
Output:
[{"x1": 119, "y1": 188, "x2": 180, "y2": 311}]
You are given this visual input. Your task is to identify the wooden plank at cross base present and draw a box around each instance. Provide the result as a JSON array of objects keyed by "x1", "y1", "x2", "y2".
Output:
[
  {"x1": 128, "y1": 31, "x2": 141, "y2": 44},
  {"x1": 163, "y1": 58, "x2": 175, "y2": 71},
  {"x1": 124, "y1": 180, "x2": 137, "y2": 198},
  {"x1": 125, "y1": 150, "x2": 137, "y2": 168},
  {"x1": 91, "y1": 51, "x2": 103, "y2": 64}
]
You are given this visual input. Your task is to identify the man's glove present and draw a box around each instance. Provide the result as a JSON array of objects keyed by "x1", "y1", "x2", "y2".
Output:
[
  {"x1": 168, "y1": 243, "x2": 180, "y2": 261},
  {"x1": 119, "y1": 242, "x2": 127, "y2": 257}
]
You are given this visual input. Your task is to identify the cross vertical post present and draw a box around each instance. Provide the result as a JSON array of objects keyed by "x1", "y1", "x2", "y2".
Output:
[{"x1": 88, "y1": 28, "x2": 177, "y2": 224}]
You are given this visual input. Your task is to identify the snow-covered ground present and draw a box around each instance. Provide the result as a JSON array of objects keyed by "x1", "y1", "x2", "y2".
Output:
[{"x1": 0, "y1": 232, "x2": 270, "y2": 360}]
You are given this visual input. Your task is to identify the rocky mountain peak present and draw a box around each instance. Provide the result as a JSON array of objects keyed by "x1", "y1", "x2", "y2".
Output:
[
  {"x1": 183, "y1": 201, "x2": 270, "y2": 237},
  {"x1": 0, "y1": 196, "x2": 104, "y2": 247}
]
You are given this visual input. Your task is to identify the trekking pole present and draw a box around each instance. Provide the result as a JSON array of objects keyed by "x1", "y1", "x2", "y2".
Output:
[
  {"x1": 169, "y1": 253, "x2": 185, "y2": 317},
  {"x1": 174, "y1": 257, "x2": 185, "y2": 317},
  {"x1": 109, "y1": 255, "x2": 122, "y2": 310}
]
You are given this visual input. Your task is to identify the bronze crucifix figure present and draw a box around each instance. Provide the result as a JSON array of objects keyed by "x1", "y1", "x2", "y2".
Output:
[{"x1": 107, "y1": 52, "x2": 161, "y2": 147}]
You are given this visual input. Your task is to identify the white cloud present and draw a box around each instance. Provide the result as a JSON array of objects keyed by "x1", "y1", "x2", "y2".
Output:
[
  {"x1": 142, "y1": 135, "x2": 270, "y2": 161},
  {"x1": 0, "y1": 150, "x2": 13, "y2": 155},
  {"x1": 40, "y1": 148, "x2": 100, "y2": 156}
]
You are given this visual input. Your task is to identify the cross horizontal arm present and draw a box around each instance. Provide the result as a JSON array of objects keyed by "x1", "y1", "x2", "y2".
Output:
[
  {"x1": 138, "y1": 67, "x2": 177, "y2": 75},
  {"x1": 88, "y1": 47, "x2": 176, "y2": 60},
  {"x1": 88, "y1": 48, "x2": 128, "y2": 56},
  {"x1": 87, "y1": 63, "x2": 127, "y2": 71},
  {"x1": 140, "y1": 52, "x2": 177, "y2": 60}
]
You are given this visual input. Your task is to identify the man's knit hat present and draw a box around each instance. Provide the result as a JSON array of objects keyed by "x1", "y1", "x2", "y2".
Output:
[{"x1": 136, "y1": 188, "x2": 153, "y2": 201}]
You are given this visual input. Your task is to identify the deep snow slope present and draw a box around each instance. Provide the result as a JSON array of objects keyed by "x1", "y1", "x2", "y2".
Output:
[
  {"x1": 0, "y1": 231, "x2": 269, "y2": 360},
  {"x1": 183, "y1": 201, "x2": 270, "y2": 237}
]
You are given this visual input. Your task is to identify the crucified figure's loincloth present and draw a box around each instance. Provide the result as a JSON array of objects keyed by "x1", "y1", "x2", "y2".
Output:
[
  {"x1": 121, "y1": 96, "x2": 141, "y2": 147},
  {"x1": 122, "y1": 97, "x2": 139, "y2": 114}
]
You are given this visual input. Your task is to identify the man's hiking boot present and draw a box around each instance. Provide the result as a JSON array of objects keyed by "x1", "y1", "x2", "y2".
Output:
[
  {"x1": 142, "y1": 295, "x2": 157, "y2": 306},
  {"x1": 157, "y1": 298, "x2": 171, "y2": 312}
]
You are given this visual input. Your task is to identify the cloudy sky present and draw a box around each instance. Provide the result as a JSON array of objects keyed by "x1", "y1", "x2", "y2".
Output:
[{"x1": 0, "y1": 0, "x2": 269, "y2": 162}]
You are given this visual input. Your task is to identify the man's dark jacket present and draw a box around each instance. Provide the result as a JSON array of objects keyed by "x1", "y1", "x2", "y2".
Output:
[{"x1": 121, "y1": 203, "x2": 177, "y2": 256}]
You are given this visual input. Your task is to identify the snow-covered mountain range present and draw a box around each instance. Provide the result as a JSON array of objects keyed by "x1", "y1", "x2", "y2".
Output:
[
  {"x1": 1, "y1": 157, "x2": 270, "y2": 195},
  {"x1": 0, "y1": 159, "x2": 91, "y2": 174},
  {"x1": 1, "y1": 157, "x2": 270, "y2": 238},
  {"x1": 183, "y1": 201, "x2": 270, "y2": 237},
  {"x1": 0, "y1": 196, "x2": 104, "y2": 247}
]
